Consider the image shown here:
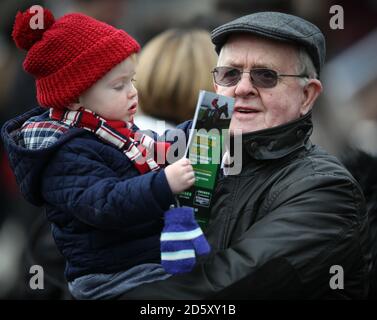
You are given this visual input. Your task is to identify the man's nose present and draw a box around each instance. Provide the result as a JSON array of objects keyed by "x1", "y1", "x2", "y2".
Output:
[{"x1": 234, "y1": 72, "x2": 258, "y2": 97}]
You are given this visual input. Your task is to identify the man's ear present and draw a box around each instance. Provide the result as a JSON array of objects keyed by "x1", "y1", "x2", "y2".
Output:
[
  {"x1": 300, "y1": 79, "x2": 322, "y2": 115},
  {"x1": 213, "y1": 82, "x2": 218, "y2": 92}
]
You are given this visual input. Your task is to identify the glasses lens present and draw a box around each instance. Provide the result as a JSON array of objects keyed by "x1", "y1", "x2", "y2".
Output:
[
  {"x1": 213, "y1": 67, "x2": 241, "y2": 86},
  {"x1": 250, "y1": 69, "x2": 278, "y2": 88}
]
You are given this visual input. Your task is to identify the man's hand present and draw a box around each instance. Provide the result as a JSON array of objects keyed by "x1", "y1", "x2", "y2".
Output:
[{"x1": 165, "y1": 158, "x2": 195, "y2": 194}]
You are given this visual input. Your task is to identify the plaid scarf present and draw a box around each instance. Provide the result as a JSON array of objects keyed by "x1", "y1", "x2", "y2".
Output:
[{"x1": 50, "y1": 108, "x2": 170, "y2": 174}]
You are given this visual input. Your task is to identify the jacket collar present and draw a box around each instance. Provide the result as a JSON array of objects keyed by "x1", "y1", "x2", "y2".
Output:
[{"x1": 240, "y1": 111, "x2": 313, "y2": 161}]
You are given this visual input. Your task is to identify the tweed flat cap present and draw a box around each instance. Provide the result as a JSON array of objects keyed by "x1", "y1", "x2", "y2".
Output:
[{"x1": 211, "y1": 12, "x2": 326, "y2": 76}]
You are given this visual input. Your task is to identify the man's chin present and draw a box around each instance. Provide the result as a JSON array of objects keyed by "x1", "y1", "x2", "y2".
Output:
[{"x1": 229, "y1": 120, "x2": 264, "y2": 135}]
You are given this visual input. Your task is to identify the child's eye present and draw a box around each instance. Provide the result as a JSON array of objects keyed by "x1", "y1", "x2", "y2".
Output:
[{"x1": 113, "y1": 84, "x2": 125, "y2": 91}]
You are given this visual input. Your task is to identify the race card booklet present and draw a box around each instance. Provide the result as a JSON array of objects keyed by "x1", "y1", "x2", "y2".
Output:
[{"x1": 177, "y1": 90, "x2": 235, "y2": 229}]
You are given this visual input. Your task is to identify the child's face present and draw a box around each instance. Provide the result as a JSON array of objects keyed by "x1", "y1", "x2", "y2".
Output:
[{"x1": 79, "y1": 57, "x2": 138, "y2": 122}]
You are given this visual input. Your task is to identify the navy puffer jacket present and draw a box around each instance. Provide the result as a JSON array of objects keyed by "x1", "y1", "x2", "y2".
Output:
[{"x1": 1, "y1": 107, "x2": 189, "y2": 281}]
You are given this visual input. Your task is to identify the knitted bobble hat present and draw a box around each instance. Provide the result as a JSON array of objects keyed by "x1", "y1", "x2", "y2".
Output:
[{"x1": 12, "y1": 6, "x2": 140, "y2": 109}]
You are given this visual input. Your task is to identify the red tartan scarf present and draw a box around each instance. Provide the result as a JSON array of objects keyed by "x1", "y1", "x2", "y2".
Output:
[{"x1": 50, "y1": 108, "x2": 170, "y2": 174}]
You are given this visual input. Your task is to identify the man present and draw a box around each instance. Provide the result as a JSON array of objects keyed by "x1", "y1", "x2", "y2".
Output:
[{"x1": 121, "y1": 12, "x2": 371, "y2": 299}]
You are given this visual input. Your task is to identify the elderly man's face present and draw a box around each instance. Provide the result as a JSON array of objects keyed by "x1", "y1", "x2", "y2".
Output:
[{"x1": 215, "y1": 34, "x2": 321, "y2": 134}]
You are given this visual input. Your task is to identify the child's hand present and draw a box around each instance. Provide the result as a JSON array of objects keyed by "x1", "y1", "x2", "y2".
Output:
[{"x1": 165, "y1": 158, "x2": 195, "y2": 194}]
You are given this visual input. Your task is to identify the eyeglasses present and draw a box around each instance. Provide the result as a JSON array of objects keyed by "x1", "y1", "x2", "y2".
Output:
[{"x1": 211, "y1": 66, "x2": 309, "y2": 88}]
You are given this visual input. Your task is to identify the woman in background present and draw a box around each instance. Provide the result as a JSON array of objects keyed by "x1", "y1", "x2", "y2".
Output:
[{"x1": 134, "y1": 28, "x2": 217, "y2": 134}]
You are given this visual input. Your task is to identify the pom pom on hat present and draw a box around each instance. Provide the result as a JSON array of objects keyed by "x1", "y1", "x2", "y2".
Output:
[{"x1": 12, "y1": 7, "x2": 55, "y2": 51}]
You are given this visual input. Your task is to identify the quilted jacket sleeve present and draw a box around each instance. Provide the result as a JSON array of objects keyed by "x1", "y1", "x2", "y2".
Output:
[
  {"x1": 118, "y1": 173, "x2": 370, "y2": 299},
  {"x1": 41, "y1": 138, "x2": 174, "y2": 230}
]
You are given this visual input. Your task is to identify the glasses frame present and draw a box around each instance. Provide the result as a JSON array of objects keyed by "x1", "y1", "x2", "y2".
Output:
[{"x1": 211, "y1": 66, "x2": 309, "y2": 88}]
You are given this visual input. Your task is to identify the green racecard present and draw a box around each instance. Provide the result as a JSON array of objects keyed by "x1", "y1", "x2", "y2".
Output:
[{"x1": 177, "y1": 90, "x2": 235, "y2": 230}]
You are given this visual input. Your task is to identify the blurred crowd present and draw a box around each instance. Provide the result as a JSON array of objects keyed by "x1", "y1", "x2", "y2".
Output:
[{"x1": 0, "y1": 0, "x2": 376, "y2": 299}]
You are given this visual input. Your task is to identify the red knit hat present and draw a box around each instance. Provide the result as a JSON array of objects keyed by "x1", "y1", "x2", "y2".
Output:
[{"x1": 12, "y1": 6, "x2": 140, "y2": 109}]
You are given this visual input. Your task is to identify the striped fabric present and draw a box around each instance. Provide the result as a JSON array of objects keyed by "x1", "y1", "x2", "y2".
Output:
[
  {"x1": 50, "y1": 108, "x2": 170, "y2": 174},
  {"x1": 161, "y1": 249, "x2": 195, "y2": 261},
  {"x1": 160, "y1": 207, "x2": 211, "y2": 274},
  {"x1": 160, "y1": 228, "x2": 204, "y2": 241}
]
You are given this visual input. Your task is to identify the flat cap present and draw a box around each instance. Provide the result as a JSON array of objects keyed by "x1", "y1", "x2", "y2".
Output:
[{"x1": 211, "y1": 12, "x2": 326, "y2": 76}]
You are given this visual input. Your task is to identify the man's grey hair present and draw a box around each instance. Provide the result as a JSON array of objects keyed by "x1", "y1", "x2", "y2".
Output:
[{"x1": 296, "y1": 47, "x2": 318, "y2": 85}]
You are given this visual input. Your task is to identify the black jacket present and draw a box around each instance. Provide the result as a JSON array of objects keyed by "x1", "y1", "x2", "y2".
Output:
[
  {"x1": 341, "y1": 149, "x2": 377, "y2": 299},
  {"x1": 1, "y1": 108, "x2": 175, "y2": 281},
  {"x1": 120, "y1": 112, "x2": 372, "y2": 299}
]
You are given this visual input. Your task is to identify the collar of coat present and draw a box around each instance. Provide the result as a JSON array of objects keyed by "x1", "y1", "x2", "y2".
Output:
[{"x1": 237, "y1": 110, "x2": 313, "y2": 161}]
